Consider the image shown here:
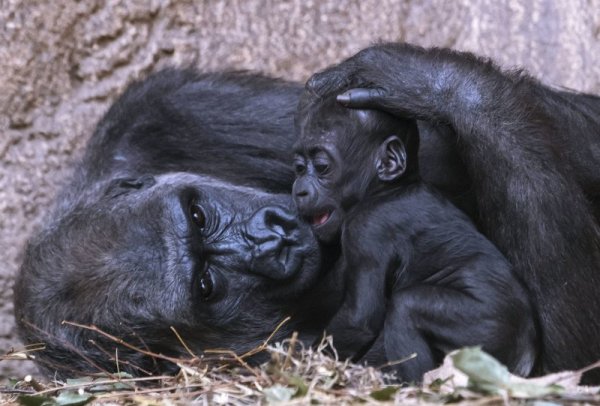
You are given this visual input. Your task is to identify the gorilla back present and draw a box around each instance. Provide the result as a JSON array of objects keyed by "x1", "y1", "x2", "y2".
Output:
[{"x1": 14, "y1": 71, "x2": 336, "y2": 377}]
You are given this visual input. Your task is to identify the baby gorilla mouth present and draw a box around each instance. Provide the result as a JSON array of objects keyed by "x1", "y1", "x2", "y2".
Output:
[{"x1": 311, "y1": 211, "x2": 331, "y2": 227}]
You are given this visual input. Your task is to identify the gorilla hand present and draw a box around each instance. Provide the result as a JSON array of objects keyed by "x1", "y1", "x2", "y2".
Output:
[{"x1": 305, "y1": 42, "x2": 505, "y2": 124}]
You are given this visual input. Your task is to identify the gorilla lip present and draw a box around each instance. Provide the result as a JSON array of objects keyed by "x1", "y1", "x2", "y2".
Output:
[{"x1": 311, "y1": 211, "x2": 331, "y2": 227}]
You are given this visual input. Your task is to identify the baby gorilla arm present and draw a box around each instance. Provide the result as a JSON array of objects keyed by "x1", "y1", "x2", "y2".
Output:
[{"x1": 324, "y1": 221, "x2": 405, "y2": 360}]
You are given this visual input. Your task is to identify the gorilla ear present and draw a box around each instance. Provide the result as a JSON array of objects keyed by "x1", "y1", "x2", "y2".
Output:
[{"x1": 375, "y1": 135, "x2": 407, "y2": 182}]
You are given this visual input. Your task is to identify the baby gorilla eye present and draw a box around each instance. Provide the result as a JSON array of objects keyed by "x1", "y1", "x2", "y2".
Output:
[
  {"x1": 314, "y1": 162, "x2": 329, "y2": 175},
  {"x1": 190, "y1": 202, "x2": 207, "y2": 229},
  {"x1": 293, "y1": 156, "x2": 307, "y2": 175},
  {"x1": 294, "y1": 162, "x2": 306, "y2": 175}
]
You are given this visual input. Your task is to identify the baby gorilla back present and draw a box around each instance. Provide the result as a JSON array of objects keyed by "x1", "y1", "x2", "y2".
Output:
[{"x1": 334, "y1": 185, "x2": 537, "y2": 381}]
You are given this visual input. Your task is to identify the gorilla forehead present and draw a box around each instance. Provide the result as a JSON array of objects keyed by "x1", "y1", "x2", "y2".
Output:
[
  {"x1": 152, "y1": 172, "x2": 294, "y2": 208},
  {"x1": 93, "y1": 171, "x2": 301, "y2": 274}
]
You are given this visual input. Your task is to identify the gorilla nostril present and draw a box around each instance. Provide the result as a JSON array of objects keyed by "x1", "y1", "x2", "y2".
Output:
[
  {"x1": 264, "y1": 207, "x2": 298, "y2": 236},
  {"x1": 243, "y1": 206, "x2": 305, "y2": 280},
  {"x1": 245, "y1": 206, "x2": 299, "y2": 244}
]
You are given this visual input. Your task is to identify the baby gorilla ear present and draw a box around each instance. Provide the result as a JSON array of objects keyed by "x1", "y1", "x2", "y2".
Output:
[{"x1": 375, "y1": 135, "x2": 407, "y2": 182}]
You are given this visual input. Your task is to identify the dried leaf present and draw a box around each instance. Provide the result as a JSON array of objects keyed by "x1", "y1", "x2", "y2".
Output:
[
  {"x1": 263, "y1": 384, "x2": 297, "y2": 403},
  {"x1": 521, "y1": 370, "x2": 582, "y2": 389}
]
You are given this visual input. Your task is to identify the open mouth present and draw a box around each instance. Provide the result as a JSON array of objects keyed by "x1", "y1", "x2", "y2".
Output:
[{"x1": 310, "y1": 211, "x2": 332, "y2": 227}]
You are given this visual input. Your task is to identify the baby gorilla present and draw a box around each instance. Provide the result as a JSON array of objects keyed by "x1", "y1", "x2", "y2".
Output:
[{"x1": 292, "y1": 94, "x2": 537, "y2": 382}]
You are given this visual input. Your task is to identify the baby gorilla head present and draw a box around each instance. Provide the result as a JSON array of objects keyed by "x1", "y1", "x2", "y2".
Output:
[{"x1": 292, "y1": 92, "x2": 419, "y2": 243}]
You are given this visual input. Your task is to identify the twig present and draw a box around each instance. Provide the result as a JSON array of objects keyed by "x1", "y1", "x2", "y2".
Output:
[
  {"x1": 98, "y1": 383, "x2": 202, "y2": 398},
  {"x1": 88, "y1": 339, "x2": 153, "y2": 376},
  {"x1": 63, "y1": 321, "x2": 182, "y2": 365},
  {"x1": 241, "y1": 316, "x2": 291, "y2": 358},
  {"x1": 33, "y1": 375, "x2": 173, "y2": 396},
  {"x1": 203, "y1": 349, "x2": 262, "y2": 379},
  {"x1": 24, "y1": 375, "x2": 45, "y2": 392},
  {"x1": 376, "y1": 352, "x2": 417, "y2": 369},
  {"x1": 282, "y1": 331, "x2": 298, "y2": 370},
  {"x1": 0, "y1": 388, "x2": 35, "y2": 394},
  {"x1": 576, "y1": 358, "x2": 600, "y2": 375},
  {"x1": 24, "y1": 320, "x2": 110, "y2": 376},
  {"x1": 170, "y1": 326, "x2": 197, "y2": 358}
]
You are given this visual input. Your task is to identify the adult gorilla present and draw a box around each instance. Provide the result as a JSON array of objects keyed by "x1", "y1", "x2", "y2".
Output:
[
  {"x1": 306, "y1": 43, "x2": 600, "y2": 382},
  {"x1": 14, "y1": 43, "x2": 600, "y2": 382}
]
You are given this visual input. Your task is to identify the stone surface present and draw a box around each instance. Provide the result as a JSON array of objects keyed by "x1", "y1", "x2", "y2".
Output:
[{"x1": 1, "y1": 0, "x2": 599, "y2": 378}]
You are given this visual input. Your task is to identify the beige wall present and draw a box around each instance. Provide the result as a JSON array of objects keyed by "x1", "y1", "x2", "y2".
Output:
[{"x1": 1, "y1": 0, "x2": 599, "y2": 377}]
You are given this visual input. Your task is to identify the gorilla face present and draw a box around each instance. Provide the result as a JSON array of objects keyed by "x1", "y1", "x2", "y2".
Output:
[{"x1": 15, "y1": 172, "x2": 322, "y2": 371}]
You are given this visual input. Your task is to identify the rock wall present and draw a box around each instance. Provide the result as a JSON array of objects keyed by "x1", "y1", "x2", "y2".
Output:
[{"x1": 1, "y1": 0, "x2": 599, "y2": 378}]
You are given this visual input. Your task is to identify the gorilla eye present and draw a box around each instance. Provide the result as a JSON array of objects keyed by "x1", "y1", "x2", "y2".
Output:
[
  {"x1": 293, "y1": 155, "x2": 307, "y2": 175},
  {"x1": 294, "y1": 162, "x2": 306, "y2": 175},
  {"x1": 314, "y1": 162, "x2": 329, "y2": 174},
  {"x1": 198, "y1": 271, "x2": 213, "y2": 300},
  {"x1": 190, "y1": 203, "x2": 206, "y2": 229}
]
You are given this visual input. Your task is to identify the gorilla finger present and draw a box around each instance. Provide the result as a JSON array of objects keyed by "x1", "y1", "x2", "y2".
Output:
[
  {"x1": 336, "y1": 88, "x2": 387, "y2": 109},
  {"x1": 306, "y1": 68, "x2": 350, "y2": 96}
]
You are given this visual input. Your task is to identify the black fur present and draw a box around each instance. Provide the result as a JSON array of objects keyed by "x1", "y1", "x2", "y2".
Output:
[
  {"x1": 13, "y1": 44, "x2": 600, "y2": 383},
  {"x1": 14, "y1": 71, "x2": 337, "y2": 377},
  {"x1": 292, "y1": 95, "x2": 537, "y2": 382},
  {"x1": 308, "y1": 43, "x2": 600, "y2": 383}
]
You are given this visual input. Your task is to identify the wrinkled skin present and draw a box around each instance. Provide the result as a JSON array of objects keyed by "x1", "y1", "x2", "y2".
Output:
[{"x1": 13, "y1": 43, "x2": 600, "y2": 383}]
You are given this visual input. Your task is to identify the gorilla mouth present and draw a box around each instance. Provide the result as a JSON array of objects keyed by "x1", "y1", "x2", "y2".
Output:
[{"x1": 311, "y1": 211, "x2": 331, "y2": 227}]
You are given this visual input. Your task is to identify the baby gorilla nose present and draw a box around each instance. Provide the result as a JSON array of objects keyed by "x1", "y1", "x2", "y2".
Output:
[
  {"x1": 292, "y1": 178, "x2": 317, "y2": 212},
  {"x1": 243, "y1": 206, "x2": 306, "y2": 280}
]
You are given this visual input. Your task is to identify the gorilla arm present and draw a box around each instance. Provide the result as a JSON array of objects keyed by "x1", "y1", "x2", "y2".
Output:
[{"x1": 307, "y1": 43, "x2": 600, "y2": 379}]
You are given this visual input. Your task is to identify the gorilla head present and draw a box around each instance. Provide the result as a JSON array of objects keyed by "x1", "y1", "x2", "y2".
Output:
[{"x1": 15, "y1": 171, "x2": 323, "y2": 375}]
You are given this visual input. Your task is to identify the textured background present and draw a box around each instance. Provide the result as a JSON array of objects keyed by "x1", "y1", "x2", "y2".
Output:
[{"x1": 1, "y1": 0, "x2": 599, "y2": 378}]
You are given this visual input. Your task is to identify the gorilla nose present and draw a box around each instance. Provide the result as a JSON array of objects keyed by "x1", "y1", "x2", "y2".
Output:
[
  {"x1": 293, "y1": 181, "x2": 316, "y2": 211},
  {"x1": 243, "y1": 206, "x2": 303, "y2": 279}
]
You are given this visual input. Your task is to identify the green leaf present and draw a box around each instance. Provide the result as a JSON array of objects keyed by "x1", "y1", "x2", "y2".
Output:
[
  {"x1": 428, "y1": 377, "x2": 450, "y2": 393},
  {"x1": 108, "y1": 371, "x2": 133, "y2": 379},
  {"x1": 285, "y1": 375, "x2": 308, "y2": 398},
  {"x1": 451, "y1": 347, "x2": 510, "y2": 392},
  {"x1": 65, "y1": 377, "x2": 93, "y2": 386},
  {"x1": 54, "y1": 391, "x2": 94, "y2": 406},
  {"x1": 17, "y1": 394, "x2": 55, "y2": 406},
  {"x1": 263, "y1": 385, "x2": 297, "y2": 403},
  {"x1": 370, "y1": 386, "x2": 399, "y2": 401},
  {"x1": 87, "y1": 381, "x2": 133, "y2": 393},
  {"x1": 450, "y1": 347, "x2": 566, "y2": 398}
]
